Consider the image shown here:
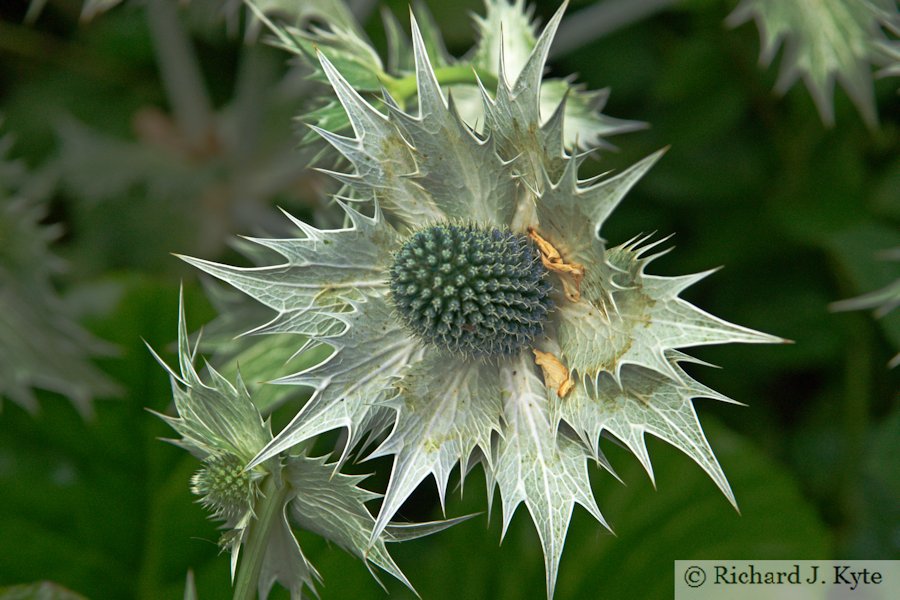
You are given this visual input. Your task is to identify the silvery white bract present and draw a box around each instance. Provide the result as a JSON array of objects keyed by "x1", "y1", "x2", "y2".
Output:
[
  {"x1": 182, "y1": 1, "x2": 781, "y2": 597},
  {"x1": 728, "y1": 0, "x2": 900, "y2": 127}
]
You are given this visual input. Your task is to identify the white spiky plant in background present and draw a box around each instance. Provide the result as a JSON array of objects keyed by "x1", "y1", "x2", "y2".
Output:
[
  {"x1": 831, "y1": 247, "x2": 900, "y2": 368},
  {"x1": 0, "y1": 132, "x2": 119, "y2": 416},
  {"x1": 728, "y1": 0, "x2": 900, "y2": 127},
  {"x1": 167, "y1": 1, "x2": 787, "y2": 597}
]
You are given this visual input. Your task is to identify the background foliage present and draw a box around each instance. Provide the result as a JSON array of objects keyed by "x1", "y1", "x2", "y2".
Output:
[{"x1": 0, "y1": 0, "x2": 897, "y2": 598}]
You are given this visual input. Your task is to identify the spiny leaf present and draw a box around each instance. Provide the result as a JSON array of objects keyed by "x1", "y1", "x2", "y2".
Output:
[
  {"x1": 179, "y1": 203, "x2": 399, "y2": 333},
  {"x1": 556, "y1": 236, "x2": 782, "y2": 383},
  {"x1": 246, "y1": 0, "x2": 387, "y2": 92},
  {"x1": 554, "y1": 360, "x2": 739, "y2": 506},
  {"x1": 539, "y1": 79, "x2": 646, "y2": 151},
  {"x1": 287, "y1": 453, "x2": 413, "y2": 592},
  {"x1": 249, "y1": 294, "x2": 423, "y2": 468},
  {"x1": 473, "y1": 0, "x2": 539, "y2": 85}
]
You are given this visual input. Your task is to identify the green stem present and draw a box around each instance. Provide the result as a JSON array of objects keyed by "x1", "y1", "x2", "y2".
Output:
[
  {"x1": 232, "y1": 474, "x2": 290, "y2": 600},
  {"x1": 383, "y1": 65, "x2": 500, "y2": 103}
]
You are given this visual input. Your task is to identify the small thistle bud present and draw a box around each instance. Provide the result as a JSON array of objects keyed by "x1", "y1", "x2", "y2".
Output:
[
  {"x1": 389, "y1": 223, "x2": 553, "y2": 358},
  {"x1": 191, "y1": 452, "x2": 259, "y2": 523}
]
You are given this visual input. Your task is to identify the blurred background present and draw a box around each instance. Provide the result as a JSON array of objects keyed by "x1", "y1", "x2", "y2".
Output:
[{"x1": 0, "y1": 0, "x2": 897, "y2": 598}]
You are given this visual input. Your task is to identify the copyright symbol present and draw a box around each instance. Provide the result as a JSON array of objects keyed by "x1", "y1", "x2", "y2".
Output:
[{"x1": 684, "y1": 566, "x2": 706, "y2": 588}]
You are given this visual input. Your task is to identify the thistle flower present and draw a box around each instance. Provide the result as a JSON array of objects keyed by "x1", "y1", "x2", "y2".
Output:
[{"x1": 182, "y1": 3, "x2": 781, "y2": 597}]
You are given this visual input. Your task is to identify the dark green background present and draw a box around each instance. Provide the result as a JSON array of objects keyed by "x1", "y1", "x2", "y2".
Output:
[{"x1": 0, "y1": 0, "x2": 897, "y2": 598}]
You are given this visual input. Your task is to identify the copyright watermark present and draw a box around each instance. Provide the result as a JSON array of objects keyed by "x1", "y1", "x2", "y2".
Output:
[
  {"x1": 683, "y1": 566, "x2": 706, "y2": 588},
  {"x1": 675, "y1": 561, "x2": 898, "y2": 599}
]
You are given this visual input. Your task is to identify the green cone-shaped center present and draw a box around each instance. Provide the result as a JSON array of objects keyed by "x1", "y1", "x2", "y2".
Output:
[
  {"x1": 389, "y1": 223, "x2": 553, "y2": 358},
  {"x1": 191, "y1": 453, "x2": 254, "y2": 522}
]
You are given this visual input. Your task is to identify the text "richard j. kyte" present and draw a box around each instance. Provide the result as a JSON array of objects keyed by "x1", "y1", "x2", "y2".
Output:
[{"x1": 714, "y1": 565, "x2": 883, "y2": 590}]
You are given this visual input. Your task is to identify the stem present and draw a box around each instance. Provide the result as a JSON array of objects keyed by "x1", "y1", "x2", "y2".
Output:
[
  {"x1": 145, "y1": 0, "x2": 214, "y2": 146},
  {"x1": 383, "y1": 66, "x2": 500, "y2": 103},
  {"x1": 232, "y1": 474, "x2": 290, "y2": 600}
]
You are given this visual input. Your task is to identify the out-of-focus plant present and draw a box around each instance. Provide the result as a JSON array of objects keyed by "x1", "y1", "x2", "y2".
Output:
[
  {"x1": 728, "y1": 0, "x2": 900, "y2": 126},
  {"x1": 831, "y1": 247, "x2": 900, "y2": 367},
  {"x1": 0, "y1": 131, "x2": 118, "y2": 416},
  {"x1": 26, "y1": 0, "x2": 335, "y2": 276}
]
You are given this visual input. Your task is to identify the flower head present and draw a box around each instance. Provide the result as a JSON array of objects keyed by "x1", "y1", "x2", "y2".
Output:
[{"x1": 183, "y1": 2, "x2": 782, "y2": 597}]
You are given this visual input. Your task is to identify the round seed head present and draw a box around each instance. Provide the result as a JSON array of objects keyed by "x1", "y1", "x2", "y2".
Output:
[{"x1": 389, "y1": 223, "x2": 553, "y2": 358}]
